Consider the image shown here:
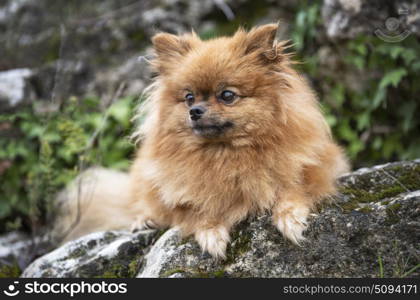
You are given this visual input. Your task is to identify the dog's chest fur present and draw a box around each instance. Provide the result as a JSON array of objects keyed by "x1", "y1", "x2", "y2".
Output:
[{"x1": 142, "y1": 144, "x2": 279, "y2": 214}]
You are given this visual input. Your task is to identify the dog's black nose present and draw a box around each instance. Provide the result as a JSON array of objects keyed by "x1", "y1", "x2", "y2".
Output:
[{"x1": 189, "y1": 105, "x2": 207, "y2": 121}]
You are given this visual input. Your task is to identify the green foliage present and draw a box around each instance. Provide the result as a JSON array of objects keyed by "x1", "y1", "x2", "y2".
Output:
[
  {"x1": 291, "y1": 1, "x2": 320, "y2": 52},
  {"x1": 290, "y1": 2, "x2": 420, "y2": 166},
  {"x1": 0, "y1": 97, "x2": 136, "y2": 233}
]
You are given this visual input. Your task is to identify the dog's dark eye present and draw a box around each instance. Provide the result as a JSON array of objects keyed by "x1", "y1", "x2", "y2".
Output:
[
  {"x1": 185, "y1": 93, "x2": 194, "y2": 105},
  {"x1": 219, "y1": 90, "x2": 236, "y2": 104}
]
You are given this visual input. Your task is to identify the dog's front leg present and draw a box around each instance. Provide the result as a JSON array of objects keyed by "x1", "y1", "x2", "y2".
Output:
[
  {"x1": 194, "y1": 224, "x2": 231, "y2": 259},
  {"x1": 272, "y1": 187, "x2": 312, "y2": 245},
  {"x1": 130, "y1": 214, "x2": 160, "y2": 232}
]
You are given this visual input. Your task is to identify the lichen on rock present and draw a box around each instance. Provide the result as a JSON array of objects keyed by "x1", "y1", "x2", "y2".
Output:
[{"x1": 21, "y1": 230, "x2": 159, "y2": 278}]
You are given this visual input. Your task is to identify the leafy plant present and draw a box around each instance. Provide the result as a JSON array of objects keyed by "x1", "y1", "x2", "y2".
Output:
[
  {"x1": 0, "y1": 96, "x2": 136, "y2": 233},
  {"x1": 290, "y1": 2, "x2": 420, "y2": 166}
]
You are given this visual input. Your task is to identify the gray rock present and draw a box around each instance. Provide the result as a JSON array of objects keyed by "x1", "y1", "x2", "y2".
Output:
[
  {"x1": 0, "y1": 69, "x2": 35, "y2": 111},
  {"x1": 32, "y1": 60, "x2": 92, "y2": 103},
  {"x1": 92, "y1": 54, "x2": 152, "y2": 100},
  {"x1": 0, "y1": 231, "x2": 51, "y2": 275},
  {"x1": 21, "y1": 230, "x2": 159, "y2": 278},
  {"x1": 0, "y1": 0, "x2": 227, "y2": 103},
  {"x1": 0, "y1": 62, "x2": 92, "y2": 112},
  {"x1": 0, "y1": 232, "x2": 30, "y2": 268}
]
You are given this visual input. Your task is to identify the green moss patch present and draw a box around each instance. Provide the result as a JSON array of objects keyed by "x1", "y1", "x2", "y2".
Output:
[
  {"x1": 0, "y1": 263, "x2": 21, "y2": 278},
  {"x1": 384, "y1": 203, "x2": 402, "y2": 225},
  {"x1": 92, "y1": 254, "x2": 143, "y2": 278},
  {"x1": 63, "y1": 247, "x2": 88, "y2": 260},
  {"x1": 161, "y1": 268, "x2": 186, "y2": 277},
  {"x1": 339, "y1": 163, "x2": 420, "y2": 212},
  {"x1": 223, "y1": 224, "x2": 251, "y2": 266}
]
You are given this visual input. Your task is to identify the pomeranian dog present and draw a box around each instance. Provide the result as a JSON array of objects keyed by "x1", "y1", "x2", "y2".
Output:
[{"x1": 56, "y1": 24, "x2": 349, "y2": 258}]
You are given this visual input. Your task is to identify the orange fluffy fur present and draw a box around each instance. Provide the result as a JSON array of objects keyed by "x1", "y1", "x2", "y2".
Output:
[{"x1": 56, "y1": 24, "x2": 349, "y2": 258}]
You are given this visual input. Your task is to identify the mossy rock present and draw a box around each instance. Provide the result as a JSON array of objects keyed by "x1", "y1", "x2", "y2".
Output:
[
  {"x1": 337, "y1": 160, "x2": 420, "y2": 212},
  {"x1": 22, "y1": 230, "x2": 159, "y2": 278}
]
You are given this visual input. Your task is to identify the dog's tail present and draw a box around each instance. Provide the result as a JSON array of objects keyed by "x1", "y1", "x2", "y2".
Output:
[{"x1": 52, "y1": 167, "x2": 136, "y2": 243}]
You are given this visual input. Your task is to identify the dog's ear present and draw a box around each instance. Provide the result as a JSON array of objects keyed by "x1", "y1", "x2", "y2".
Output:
[
  {"x1": 152, "y1": 32, "x2": 198, "y2": 74},
  {"x1": 152, "y1": 33, "x2": 191, "y2": 58},
  {"x1": 245, "y1": 23, "x2": 278, "y2": 55},
  {"x1": 237, "y1": 23, "x2": 289, "y2": 64}
]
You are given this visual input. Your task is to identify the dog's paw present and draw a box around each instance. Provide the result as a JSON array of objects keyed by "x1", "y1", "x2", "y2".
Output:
[
  {"x1": 195, "y1": 226, "x2": 230, "y2": 259},
  {"x1": 130, "y1": 216, "x2": 157, "y2": 232},
  {"x1": 274, "y1": 204, "x2": 309, "y2": 245}
]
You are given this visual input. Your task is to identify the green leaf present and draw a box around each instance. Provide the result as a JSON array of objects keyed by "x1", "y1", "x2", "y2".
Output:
[
  {"x1": 401, "y1": 48, "x2": 417, "y2": 65},
  {"x1": 108, "y1": 98, "x2": 132, "y2": 126},
  {"x1": 379, "y1": 69, "x2": 407, "y2": 89},
  {"x1": 372, "y1": 136, "x2": 383, "y2": 150},
  {"x1": 357, "y1": 112, "x2": 370, "y2": 130},
  {"x1": 337, "y1": 121, "x2": 357, "y2": 142},
  {"x1": 331, "y1": 84, "x2": 345, "y2": 107},
  {"x1": 372, "y1": 87, "x2": 387, "y2": 109},
  {"x1": 325, "y1": 114, "x2": 337, "y2": 127},
  {"x1": 0, "y1": 201, "x2": 12, "y2": 218},
  {"x1": 352, "y1": 56, "x2": 365, "y2": 71},
  {"x1": 398, "y1": 101, "x2": 417, "y2": 133},
  {"x1": 411, "y1": 61, "x2": 420, "y2": 72},
  {"x1": 353, "y1": 43, "x2": 367, "y2": 56},
  {"x1": 349, "y1": 140, "x2": 364, "y2": 158},
  {"x1": 389, "y1": 46, "x2": 404, "y2": 59}
]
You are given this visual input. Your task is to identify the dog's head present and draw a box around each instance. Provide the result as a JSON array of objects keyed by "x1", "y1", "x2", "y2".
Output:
[{"x1": 150, "y1": 24, "x2": 295, "y2": 144}]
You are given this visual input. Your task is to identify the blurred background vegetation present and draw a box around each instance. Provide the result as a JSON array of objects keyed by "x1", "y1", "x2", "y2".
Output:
[{"x1": 0, "y1": 0, "x2": 419, "y2": 235}]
